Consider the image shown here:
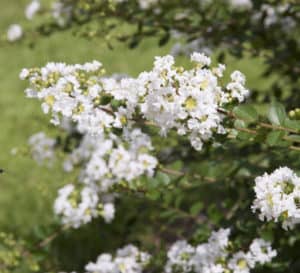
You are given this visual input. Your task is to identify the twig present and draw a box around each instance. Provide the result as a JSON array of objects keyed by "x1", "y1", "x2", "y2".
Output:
[{"x1": 159, "y1": 166, "x2": 216, "y2": 183}]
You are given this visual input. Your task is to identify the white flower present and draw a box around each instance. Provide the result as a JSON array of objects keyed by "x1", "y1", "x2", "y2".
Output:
[
  {"x1": 252, "y1": 167, "x2": 300, "y2": 229},
  {"x1": 191, "y1": 52, "x2": 211, "y2": 67},
  {"x1": 19, "y1": 68, "x2": 30, "y2": 80},
  {"x1": 227, "y1": 71, "x2": 249, "y2": 102},
  {"x1": 85, "y1": 254, "x2": 116, "y2": 273},
  {"x1": 247, "y1": 239, "x2": 277, "y2": 267},
  {"x1": 7, "y1": 24, "x2": 23, "y2": 42},
  {"x1": 165, "y1": 240, "x2": 196, "y2": 273},
  {"x1": 21, "y1": 53, "x2": 248, "y2": 151},
  {"x1": 25, "y1": 0, "x2": 41, "y2": 20},
  {"x1": 85, "y1": 245, "x2": 151, "y2": 273},
  {"x1": 54, "y1": 184, "x2": 101, "y2": 228},
  {"x1": 54, "y1": 128, "x2": 157, "y2": 227},
  {"x1": 102, "y1": 203, "x2": 115, "y2": 223},
  {"x1": 165, "y1": 229, "x2": 276, "y2": 273},
  {"x1": 228, "y1": 251, "x2": 251, "y2": 273}
]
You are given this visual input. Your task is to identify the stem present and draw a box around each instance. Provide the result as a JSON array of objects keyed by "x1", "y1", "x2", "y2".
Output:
[
  {"x1": 289, "y1": 146, "x2": 300, "y2": 152},
  {"x1": 218, "y1": 108, "x2": 300, "y2": 147},
  {"x1": 36, "y1": 225, "x2": 69, "y2": 249},
  {"x1": 159, "y1": 166, "x2": 216, "y2": 183},
  {"x1": 259, "y1": 122, "x2": 298, "y2": 134},
  {"x1": 22, "y1": 225, "x2": 69, "y2": 258}
]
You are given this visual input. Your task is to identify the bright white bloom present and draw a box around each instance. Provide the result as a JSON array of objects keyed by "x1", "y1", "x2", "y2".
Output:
[
  {"x1": 165, "y1": 230, "x2": 276, "y2": 273},
  {"x1": 56, "y1": 128, "x2": 157, "y2": 227},
  {"x1": 54, "y1": 184, "x2": 105, "y2": 228},
  {"x1": 21, "y1": 53, "x2": 248, "y2": 151},
  {"x1": 64, "y1": 129, "x2": 157, "y2": 190},
  {"x1": 252, "y1": 167, "x2": 300, "y2": 230},
  {"x1": 228, "y1": 251, "x2": 251, "y2": 273},
  {"x1": 7, "y1": 24, "x2": 23, "y2": 42},
  {"x1": 191, "y1": 52, "x2": 211, "y2": 67},
  {"x1": 28, "y1": 132, "x2": 56, "y2": 165},
  {"x1": 85, "y1": 245, "x2": 151, "y2": 273},
  {"x1": 227, "y1": 71, "x2": 249, "y2": 102},
  {"x1": 25, "y1": 0, "x2": 41, "y2": 20},
  {"x1": 165, "y1": 240, "x2": 196, "y2": 273},
  {"x1": 102, "y1": 203, "x2": 115, "y2": 223},
  {"x1": 247, "y1": 239, "x2": 277, "y2": 267}
]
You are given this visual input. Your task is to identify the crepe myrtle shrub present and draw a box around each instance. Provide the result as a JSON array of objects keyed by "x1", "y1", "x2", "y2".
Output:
[
  {"x1": 6, "y1": 51, "x2": 300, "y2": 273},
  {"x1": 3, "y1": 0, "x2": 300, "y2": 273}
]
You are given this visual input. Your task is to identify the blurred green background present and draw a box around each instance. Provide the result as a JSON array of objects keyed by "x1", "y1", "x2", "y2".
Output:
[{"x1": 0, "y1": 0, "x2": 274, "y2": 270}]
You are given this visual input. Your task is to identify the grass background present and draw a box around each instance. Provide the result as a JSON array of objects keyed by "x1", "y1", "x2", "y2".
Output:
[{"x1": 0, "y1": 0, "x2": 274, "y2": 269}]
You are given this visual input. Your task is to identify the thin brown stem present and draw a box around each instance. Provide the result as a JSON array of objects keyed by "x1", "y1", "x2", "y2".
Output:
[{"x1": 159, "y1": 166, "x2": 216, "y2": 183}]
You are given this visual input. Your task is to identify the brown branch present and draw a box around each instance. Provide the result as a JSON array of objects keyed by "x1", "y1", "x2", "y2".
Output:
[{"x1": 219, "y1": 108, "x2": 299, "y2": 134}]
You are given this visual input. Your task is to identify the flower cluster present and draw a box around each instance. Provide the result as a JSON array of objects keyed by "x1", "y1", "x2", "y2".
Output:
[
  {"x1": 54, "y1": 184, "x2": 113, "y2": 228},
  {"x1": 52, "y1": 173, "x2": 136, "y2": 229},
  {"x1": 63, "y1": 128, "x2": 157, "y2": 190},
  {"x1": 85, "y1": 244, "x2": 151, "y2": 273},
  {"x1": 20, "y1": 60, "x2": 107, "y2": 131},
  {"x1": 28, "y1": 131, "x2": 56, "y2": 165},
  {"x1": 252, "y1": 167, "x2": 300, "y2": 230},
  {"x1": 165, "y1": 229, "x2": 277, "y2": 273},
  {"x1": 21, "y1": 53, "x2": 249, "y2": 150},
  {"x1": 54, "y1": 128, "x2": 157, "y2": 227}
]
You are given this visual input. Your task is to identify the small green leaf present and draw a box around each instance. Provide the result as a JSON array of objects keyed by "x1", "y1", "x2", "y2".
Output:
[
  {"x1": 266, "y1": 131, "x2": 284, "y2": 146},
  {"x1": 285, "y1": 134, "x2": 300, "y2": 142},
  {"x1": 190, "y1": 202, "x2": 204, "y2": 216},
  {"x1": 284, "y1": 118, "x2": 300, "y2": 131},
  {"x1": 156, "y1": 171, "x2": 171, "y2": 185},
  {"x1": 146, "y1": 190, "x2": 160, "y2": 201},
  {"x1": 267, "y1": 102, "x2": 286, "y2": 125},
  {"x1": 233, "y1": 105, "x2": 258, "y2": 123},
  {"x1": 237, "y1": 131, "x2": 254, "y2": 141},
  {"x1": 234, "y1": 119, "x2": 246, "y2": 129}
]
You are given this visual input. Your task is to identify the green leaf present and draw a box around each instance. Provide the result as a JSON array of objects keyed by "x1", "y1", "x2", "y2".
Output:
[
  {"x1": 233, "y1": 105, "x2": 258, "y2": 123},
  {"x1": 146, "y1": 190, "x2": 160, "y2": 201},
  {"x1": 260, "y1": 229, "x2": 274, "y2": 242},
  {"x1": 267, "y1": 102, "x2": 286, "y2": 125},
  {"x1": 285, "y1": 134, "x2": 300, "y2": 142},
  {"x1": 189, "y1": 202, "x2": 204, "y2": 216},
  {"x1": 284, "y1": 118, "x2": 300, "y2": 131},
  {"x1": 237, "y1": 131, "x2": 254, "y2": 141},
  {"x1": 156, "y1": 171, "x2": 171, "y2": 185},
  {"x1": 266, "y1": 131, "x2": 284, "y2": 146},
  {"x1": 234, "y1": 119, "x2": 246, "y2": 129},
  {"x1": 207, "y1": 205, "x2": 222, "y2": 224}
]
